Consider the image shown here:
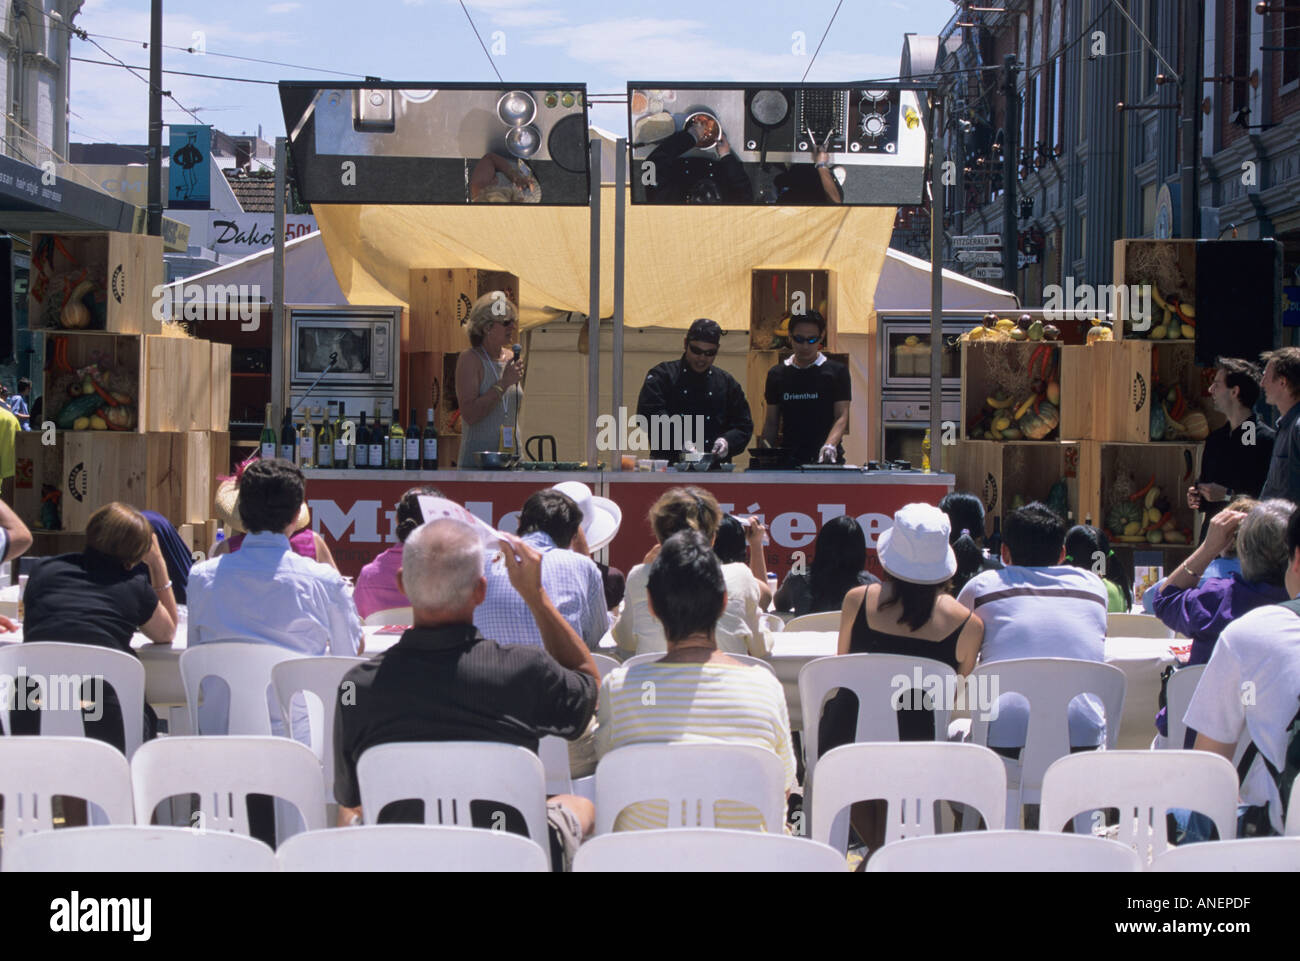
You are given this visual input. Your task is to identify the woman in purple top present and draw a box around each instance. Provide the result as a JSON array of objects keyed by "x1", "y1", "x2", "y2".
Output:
[
  {"x1": 354, "y1": 487, "x2": 441, "y2": 620},
  {"x1": 1150, "y1": 499, "x2": 1293, "y2": 744}
]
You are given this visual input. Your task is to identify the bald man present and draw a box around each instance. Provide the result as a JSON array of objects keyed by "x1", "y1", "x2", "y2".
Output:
[{"x1": 333, "y1": 519, "x2": 598, "y2": 868}]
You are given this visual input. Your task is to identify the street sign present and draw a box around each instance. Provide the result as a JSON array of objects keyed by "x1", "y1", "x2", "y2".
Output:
[
  {"x1": 957, "y1": 250, "x2": 1003, "y2": 264},
  {"x1": 951, "y1": 234, "x2": 1003, "y2": 249},
  {"x1": 972, "y1": 266, "x2": 1004, "y2": 279}
]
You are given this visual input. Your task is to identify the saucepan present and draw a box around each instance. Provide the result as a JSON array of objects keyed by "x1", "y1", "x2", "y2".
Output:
[{"x1": 473, "y1": 450, "x2": 519, "y2": 470}]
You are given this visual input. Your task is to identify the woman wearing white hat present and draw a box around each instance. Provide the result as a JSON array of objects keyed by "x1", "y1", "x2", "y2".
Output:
[
  {"x1": 817, "y1": 503, "x2": 985, "y2": 859},
  {"x1": 551, "y1": 481, "x2": 625, "y2": 610}
]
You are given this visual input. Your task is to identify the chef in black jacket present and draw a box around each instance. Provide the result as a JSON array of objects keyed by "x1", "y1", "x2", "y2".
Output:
[
  {"x1": 636, "y1": 318, "x2": 753, "y2": 464},
  {"x1": 1188, "y1": 357, "x2": 1276, "y2": 535},
  {"x1": 644, "y1": 118, "x2": 753, "y2": 204},
  {"x1": 761, "y1": 310, "x2": 851, "y2": 464}
]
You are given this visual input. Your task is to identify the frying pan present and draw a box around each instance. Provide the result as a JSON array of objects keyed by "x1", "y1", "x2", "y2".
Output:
[
  {"x1": 749, "y1": 89, "x2": 790, "y2": 169},
  {"x1": 547, "y1": 114, "x2": 589, "y2": 173}
]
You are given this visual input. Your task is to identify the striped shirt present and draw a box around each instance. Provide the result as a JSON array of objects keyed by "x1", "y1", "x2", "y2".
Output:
[{"x1": 594, "y1": 661, "x2": 796, "y2": 831}]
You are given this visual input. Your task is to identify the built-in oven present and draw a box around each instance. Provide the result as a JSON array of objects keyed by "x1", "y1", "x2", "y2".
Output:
[
  {"x1": 289, "y1": 307, "x2": 398, "y2": 387},
  {"x1": 877, "y1": 315, "x2": 972, "y2": 393},
  {"x1": 880, "y1": 393, "x2": 962, "y2": 466}
]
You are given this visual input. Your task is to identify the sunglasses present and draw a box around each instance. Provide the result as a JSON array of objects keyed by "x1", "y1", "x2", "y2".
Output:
[
  {"x1": 687, "y1": 344, "x2": 719, "y2": 358},
  {"x1": 791, "y1": 334, "x2": 822, "y2": 345}
]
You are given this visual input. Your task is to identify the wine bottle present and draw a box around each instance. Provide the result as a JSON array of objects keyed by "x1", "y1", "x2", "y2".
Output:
[
  {"x1": 405, "y1": 408, "x2": 421, "y2": 471},
  {"x1": 368, "y1": 403, "x2": 385, "y2": 471},
  {"x1": 422, "y1": 407, "x2": 438, "y2": 470},
  {"x1": 279, "y1": 408, "x2": 296, "y2": 463},
  {"x1": 387, "y1": 414, "x2": 405, "y2": 470},
  {"x1": 298, "y1": 409, "x2": 315, "y2": 468},
  {"x1": 333, "y1": 402, "x2": 350, "y2": 468},
  {"x1": 355, "y1": 410, "x2": 370, "y2": 469},
  {"x1": 317, "y1": 404, "x2": 335, "y2": 468},
  {"x1": 260, "y1": 403, "x2": 277, "y2": 461}
]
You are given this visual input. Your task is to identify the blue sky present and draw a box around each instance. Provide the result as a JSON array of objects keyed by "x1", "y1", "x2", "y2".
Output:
[{"x1": 69, "y1": 0, "x2": 958, "y2": 149}]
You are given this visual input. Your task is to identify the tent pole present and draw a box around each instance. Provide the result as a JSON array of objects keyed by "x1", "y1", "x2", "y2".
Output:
[
  {"x1": 929, "y1": 94, "x2": 944, "y2": 473},
  {"x1": 272, "y1": 136, "x2": 287, "y2": 437},
  {"x1": 587, "y1": 138, "x2": 602, "y2": 468},
  {"x1": 612, "y1": 137, "x2": 627, "y2": 469}
]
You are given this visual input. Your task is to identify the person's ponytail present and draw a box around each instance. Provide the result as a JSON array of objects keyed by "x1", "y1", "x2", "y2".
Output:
[{"x1": 950, "y1": 528, "x2": 983, "y2": 594}]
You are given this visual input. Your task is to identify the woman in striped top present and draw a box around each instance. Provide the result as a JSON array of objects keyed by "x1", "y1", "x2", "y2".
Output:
[{"x1": 595, "y1": 530, "x2": 796, "y2": 832}]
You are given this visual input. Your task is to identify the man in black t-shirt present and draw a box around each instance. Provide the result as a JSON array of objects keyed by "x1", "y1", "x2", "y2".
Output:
[
  {"x1": 1190, "y1": 358, "x2": 1276, "y2": 537},
  {"x1": 761, "y1": 311, "x2": 851, "y2": 465}
]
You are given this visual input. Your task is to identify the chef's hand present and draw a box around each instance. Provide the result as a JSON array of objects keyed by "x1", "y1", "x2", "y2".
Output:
[
  {"x1": 1186, "y1": 485, "x2": 1203, "y2": 510},
  {"x1": 1197, "y1": 482, "x2": 1229, "y2": 504},
  {"x1": 499, "y1": 359, "x2": 524, "y2": 389},
  {"x1": 711, "y1": 437, "x2": 729, "y2": 459},
  {"x1": 818, "y1": 443, "x2": 838, "y2": 464}
]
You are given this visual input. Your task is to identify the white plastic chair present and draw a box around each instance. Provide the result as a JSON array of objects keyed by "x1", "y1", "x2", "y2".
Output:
[
  {"x1": 865, "y1": 831, "x2": 1143, "y2": 872},
  {"x1": 809, "y1": 742, "x2": 1007, "y2": 853},
  {"x1": 594, "y1": 743, "x2": 787, "y2": 835},
  {"x1": 131, "y1": 736, "x2": 326, "y2": 842},
  {"x1": 276, "y1": 825, "x2": 549, "y2": 872},
  {"x1": 1150, "y1": 837, "x2": 1300, "y2": 872},
  {"x1": 362, "y1": 607, "x2": 413, "y2": 627},
  {"x1": 1, "y1": 826, "x2": 276, "y2": 872},
  {"x1": 622, "y1": 651, "x2": 778, "y2": 677},
  {"x1": 1106, "y1": 613, "x2": 1173, "y2": 638},
  {"x1": 1290, "y1": 777, "x2": 1300, "y2": 837},
  {"x1": 180, "y1": 641, "x2": 305, "y2": 735},
  {"x1": 0, "y1": 737, "x2": 134, "y2": 839},
  {"x1": 538, "y1": 735, "x2": 586, "y2": 797},
  {"x1": 573, "y1": 829, "x2": 846, "y2": 872},
  {"x1": 1039, "y1": 750, "x2": 1239, "y2": 861},
  {"x1": 760, "y1": 613, "x2": 785, "y2": 634},
  {"x1": 271, "y1": 656, "x2": 366, "y2": 805},
  {"x1": 784, "y1": 611, "x2": 841, "y2": 632},
  {"x1": 356, "y1": 742, "x2": 551, "y2": 866},
  {"x1": 969, "y1": 658, "x2": 1127, "y2": 828},
  {"x1": 0, "y1": 642, "x2": 147, "y2": 757},
  {"x1": 1162, "y1": 664, "x2": 1205, "y2": 750},
  {"x1": 591, "y1": 653, "x2": 621, "y2": 677}
]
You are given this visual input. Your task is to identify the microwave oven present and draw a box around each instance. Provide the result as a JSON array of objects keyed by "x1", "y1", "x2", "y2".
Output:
[{"x1": 288, "y1": 307, "x2": 399, "y2": 388}]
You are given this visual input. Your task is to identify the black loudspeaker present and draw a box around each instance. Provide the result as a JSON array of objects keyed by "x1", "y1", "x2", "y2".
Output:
[
  {"x1": 0, "y1": 235, "x2": 12, "y2": 362},
  {"x1": 1193, "y1": 240, "x2": 1282, "y2": 367}
]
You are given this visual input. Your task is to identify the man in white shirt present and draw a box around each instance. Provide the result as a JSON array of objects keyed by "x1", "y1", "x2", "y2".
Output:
[
  {"x1": 1185, "y1": 504, "x2": 1300, "y2": 836},
  {"x1": 957, "y1": 503, "x2": 1109, "y2": 752},
  {"x1": 188, "y1": 458, "x2": 363, "y2": 733}
]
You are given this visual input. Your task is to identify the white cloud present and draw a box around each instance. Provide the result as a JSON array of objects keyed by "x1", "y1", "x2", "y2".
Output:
[
  {"x1": 268, "y1": 2, "x2": 303, "y2": 12},
  {"x1": 451, "y1": 0, "x2": 565, "y2": 28}
]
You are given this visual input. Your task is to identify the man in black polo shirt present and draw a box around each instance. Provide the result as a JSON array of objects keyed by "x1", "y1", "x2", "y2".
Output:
[
  {"x1": 761, "y1": 310, "x2": 851, "y2": 465},
  {"x1": 334, "y1": 518, "x2": 598, "y2": 866},
  {"x1": 636, "y1": 318, "x2": 753, "y2": 464}
]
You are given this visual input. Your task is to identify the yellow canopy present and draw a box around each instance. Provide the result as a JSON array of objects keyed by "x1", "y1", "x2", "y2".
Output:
[{"x1": 311, "y1": 185, "x2": 895, "y2": 334}]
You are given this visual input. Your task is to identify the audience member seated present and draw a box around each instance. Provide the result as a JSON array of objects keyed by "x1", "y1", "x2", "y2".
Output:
[
  {"x1": 19, "y1": 502, "x2": 176, "y2": 749},
  {"x1": 1141, "y1": 498, "x2": 1250, "y2": 613},
  {"x1": 940, "y1": 491, "x2": 1003, "y2": 595},
  {"x1": 140, "y1": 510, "x2": 193, "y2": 605},
  {"x1": 957, "y1": 502, "x2": 1108, "y2": 757},
  {"x1": 595, "y1": 530, "x2": 796, "y2": 831},
  {"x1": 334, "y1": 520, "x2": 599, "y2": 869},
  {"x1": 1184, "y1": 502, "x2": 1300, "y2": 838},
  {"x1": 551, "y1": 481, "x2": 626, "y2": 612},
  {"x1": 713, "y1": 514, "x2": 775, "y2": 610},
  {"x1": 211, "y1": 457, "x2": 338, "y2": 569},
  {"x1": 612, "y1": 487, "x2": 768, "y2": 658},
  {"x1": 475, "y1": 489, "x2": 608, "y2": 649},
  {"x1": 772, "y1": 515, "x2": 878, "y2": 615},
  {"x1": 1152, "y1": 499, "x2": 1292, "y2": 747},
  {"x1": 354, "y1": 486, "x2": 440, "y2": 620},
  {"x1": 0, "y1": 496, "x2": 33, "y2": 565},
  {"x1": 1063, "y1": 525, "x2": 1134, "y2": 613}
]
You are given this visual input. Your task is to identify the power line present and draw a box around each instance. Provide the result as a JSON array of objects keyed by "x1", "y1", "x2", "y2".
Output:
[
  {"x1": 802, "y1": 0, "x2": 846, "y2": 83},
  {"x1": 458, "y1": 0, "x2": 503, "y2": 83},
  {"x1": 71, "y1": 57, "x2": 280, "y2": 85}
]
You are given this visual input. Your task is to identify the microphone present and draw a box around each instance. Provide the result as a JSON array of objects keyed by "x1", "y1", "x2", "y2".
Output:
[{"x1": 512, "y1": 344, "x2": 522, "y2": 362}]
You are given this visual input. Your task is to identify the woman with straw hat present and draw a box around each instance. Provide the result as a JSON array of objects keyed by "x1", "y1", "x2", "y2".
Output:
[{"x1": 210, "y1": 456, "x2": 338, "y2": 569}]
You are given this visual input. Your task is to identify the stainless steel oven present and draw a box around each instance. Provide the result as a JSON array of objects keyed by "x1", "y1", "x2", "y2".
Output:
[
  {"x1": 877, "y1": 313, "x2": 974, "y2": 393},
  {"x1": 289, "y1": 307, "x2": 399, "y2": 388},
  {"x1": 880, "y1": 393, "x2": 961, "y2": 465}
]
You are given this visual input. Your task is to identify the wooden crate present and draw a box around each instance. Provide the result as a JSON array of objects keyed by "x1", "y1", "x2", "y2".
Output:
[
  {"x1": 952, "y1": 440, "x2": 1080, "y2": 539},
  {"x1": 42, "y1": 331, "x2": 146, "y2": 433},
  {"x1": 146, "y1": 334, "x2": 213, "y2": 432},
  {"x1": 145, "y1": 431, "x2": 211, "y2": 526},
  {"x1": 960, "y1": 340, "x2": 1063, "y2": 441},
  {"x1": 1079, "y1": 440, "x2": 1202, "y2": 550},
  {"x1": 28, "y1": 231, "x2": 163, "y2": 335},
  {"x1": 209, "y1": 430, "x2": 231, "y2": 509},
  {"x1": 407, "y1": 269, "x2": 519, "y2": 353},
  {"x1": 13, "y1": 431, "x2": 64, "y2": 530},
  {"x1": 60, "y1": 433, "x2": 149, "y2": 531},
  {"x1": 209, "y1": 341, "x2": 231, "y2": 431},
  {"x1": 1061, "y1": 340, "x2": 1219, "y2": 443},
  {"x1": 1113, "y1": 239, "x2": 1197, "y2": 341},
  {"x1": 749, "y1": 269, "x2": 835, "y2": 351}
]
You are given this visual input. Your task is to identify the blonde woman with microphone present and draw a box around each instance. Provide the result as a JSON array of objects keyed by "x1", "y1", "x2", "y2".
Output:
[{"x1": 456, "y1": 291, "x2": 524, "y2": 468}]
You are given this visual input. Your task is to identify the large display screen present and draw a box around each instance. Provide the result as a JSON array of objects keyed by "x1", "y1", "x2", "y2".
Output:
[
  {"x1": 280, "y1": 82, "x2": 591, "y2": 205},
  {"x1": 627, "y1": 82, "x2": 928, "y2": 206}
]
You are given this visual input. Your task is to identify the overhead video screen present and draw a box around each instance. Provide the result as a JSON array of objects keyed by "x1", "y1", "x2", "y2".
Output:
[
  {"x1": 627, "y1": 82, "x2": 928, "y2": 206},
  {"x1": 280, "y1": 82, "x2": 591, "y2": 205}
]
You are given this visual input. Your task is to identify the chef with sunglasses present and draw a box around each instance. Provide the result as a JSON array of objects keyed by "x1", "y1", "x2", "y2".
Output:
[
  {"x1": 761, "y1": 310, "x2": 851, "y2": 464},
  {"x1": 635, "y1": 318, "x2": 753, "y2": 465}
]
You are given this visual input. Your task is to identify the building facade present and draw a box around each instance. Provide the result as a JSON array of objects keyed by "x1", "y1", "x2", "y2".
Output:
[{"x1": 1, "y1": 1, "x2": 84, "y2": 165}]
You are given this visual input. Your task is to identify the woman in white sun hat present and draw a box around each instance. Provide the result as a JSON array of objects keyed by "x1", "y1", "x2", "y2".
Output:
[
  {"x1": 817, "y1": 502, "x2": 985, "y2": 859},
  {"x1": 552, "y1": 481, "x2": 626, "y2": 610}
]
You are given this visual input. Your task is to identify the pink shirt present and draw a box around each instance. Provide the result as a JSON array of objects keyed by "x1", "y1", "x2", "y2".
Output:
[{"x1": 353, "y1": 543, "x2": 408, "y2": 619}]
